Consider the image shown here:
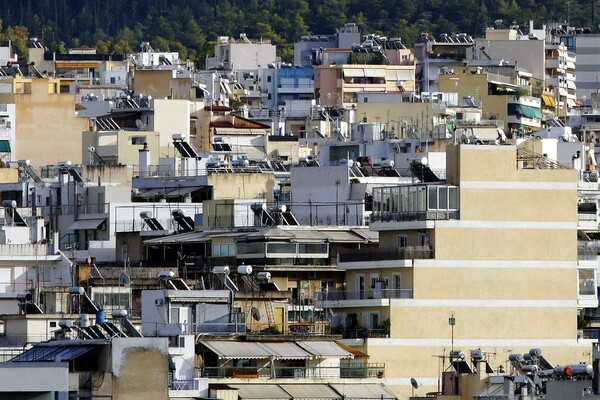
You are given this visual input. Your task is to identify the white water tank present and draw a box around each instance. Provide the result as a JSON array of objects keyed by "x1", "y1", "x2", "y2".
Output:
[{"x1": 237, "y1": 265, "x2": 253, "y2": 275}]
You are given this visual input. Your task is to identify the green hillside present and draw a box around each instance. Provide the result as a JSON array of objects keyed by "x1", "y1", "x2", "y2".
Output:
[{"x1": 0, "y1": 0, "x2": 595, "y2": 66}]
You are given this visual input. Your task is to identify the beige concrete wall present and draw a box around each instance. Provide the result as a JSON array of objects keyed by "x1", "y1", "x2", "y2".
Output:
[
  {"x1": 153, "y1": 99, "x2": 191, "y2": 149},
  {"x1": 84, "y1": 165, "x2": 132, "y2": 186},
  {"x1": 134, "y1": 70, "x2": 193, "y2": 100},
  {"x1": 208, "y1": 172, "x2": 274, "y2": 202},
  {"x1": 0, "y1": 167, "x2": 18, "y2": 183},
  {"x1": 0, "y1": 78, "x2": 89, "y2": 165},
  {"x1": 112, "y1": 347, "x2": 169, "y2": 400}
]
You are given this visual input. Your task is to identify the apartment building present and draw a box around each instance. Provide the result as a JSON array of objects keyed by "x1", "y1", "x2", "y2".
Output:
[
  {"x1": 0, "y1": 76, "x2": 89, "y2": 165},
  {"x1": 438, "y1": 66, "x2": 542, "y2": 136},
  {"x1": 316, "y1": 143, "x2": 592, "y2": 398}
]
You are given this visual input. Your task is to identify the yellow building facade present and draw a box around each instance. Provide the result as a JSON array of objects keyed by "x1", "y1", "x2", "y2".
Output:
[
  {"x1": 319, "y1": 144, "x2": 589, "y2": 399},
  {"x1": 0, "y1": 77, "x2": 89, "y2": 166}
]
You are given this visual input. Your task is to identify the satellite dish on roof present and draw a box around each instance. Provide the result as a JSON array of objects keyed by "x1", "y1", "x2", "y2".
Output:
[
  {"x1": 411, "y1": 378, "x2": 419, "y2": 389},
  {"x1": 135, "y1": 119, "x2": 146, "y2": 131},
  {"x1": 251, "y1": 307, "x2": 261, "y2": 321}
]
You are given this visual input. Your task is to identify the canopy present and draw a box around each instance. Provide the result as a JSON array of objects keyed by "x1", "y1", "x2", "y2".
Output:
[
  {"x1": 68, "y1": 218, "x2": 106, "y2": 230},
  {"x1": 296, "y1": 341, "x2": 353, "y2": 359},
  {"x1": 329, "y1": 384, "x2": 396, "y2": 400}
]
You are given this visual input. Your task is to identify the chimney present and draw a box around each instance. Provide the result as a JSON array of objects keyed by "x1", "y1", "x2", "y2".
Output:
[{"x1": 139, "y1": 143, "x2": 150, "y2": 178}]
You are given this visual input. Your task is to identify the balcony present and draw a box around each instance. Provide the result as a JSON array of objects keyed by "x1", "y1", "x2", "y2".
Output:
[
  {"x1": 371, "y1": 184, "x2": 459, "y2": 228},
  {"x1": 202, "y1": 364, "x2": 385, "y2": 379},
  {"x1": 316, "y1": 289, "x2": 413, "y2": 301},
  {"x1": 338, "y1": 246, "x2": 433, "y2": 263}
]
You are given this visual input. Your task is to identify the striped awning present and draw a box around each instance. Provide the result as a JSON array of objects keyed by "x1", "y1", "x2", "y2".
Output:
[
  {"x1": 295, "y1": 341, "x2": 353, "y2": 358},
  {"x1": 541, "y1": 94, "x2": 556, "y2": 107}
]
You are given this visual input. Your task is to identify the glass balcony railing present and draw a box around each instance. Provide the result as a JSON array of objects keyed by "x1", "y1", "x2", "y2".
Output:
[{"x1": 371, "y1": 184, "x2": 459, "y2": 223}]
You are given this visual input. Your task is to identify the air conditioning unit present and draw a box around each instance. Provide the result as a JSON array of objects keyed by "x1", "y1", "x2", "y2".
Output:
[{"x1": 155, "y1": 298, "x2": 164, "y2": 306}]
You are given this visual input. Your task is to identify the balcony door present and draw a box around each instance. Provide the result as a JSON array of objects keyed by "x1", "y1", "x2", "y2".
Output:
[{"x1": 356, "y1": 274, "x2": 365, "y2": 299}]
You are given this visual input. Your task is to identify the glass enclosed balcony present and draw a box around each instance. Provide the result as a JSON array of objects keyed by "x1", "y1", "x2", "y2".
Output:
[{"x1": 371, "y1": 184, "x2": 459, "y2": 223}]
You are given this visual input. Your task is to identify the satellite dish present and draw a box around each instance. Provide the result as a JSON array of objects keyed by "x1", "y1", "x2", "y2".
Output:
[
  {"x1": 420, "y1": 156, "x2": 428, "y2": 166},
  {"x1": 135, "y1": 119, "x2": 146, "y2": 131},
  {"x1": 251, "y1": 307, "x2": 261, "y2": 321},
  {"x1": 410, "y1": 378, "x2": 419, "y2": 389}
]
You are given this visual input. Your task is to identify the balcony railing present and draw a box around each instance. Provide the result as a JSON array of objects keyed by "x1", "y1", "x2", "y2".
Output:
[
  {"x1": 338, "y1": 246, "x2": 433, "y2": 263},
  {"x1": 315, "y1": 289, "x2": 413, "y2": 302},
  {"x1": 202, "y1": 364, "x2": 385, "y2": 379},
  {"x1": 171, "y1": 379, "x2": 200, "y2": 390}
]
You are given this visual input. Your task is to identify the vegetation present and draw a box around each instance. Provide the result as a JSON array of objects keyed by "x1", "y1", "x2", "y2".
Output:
[{"x1": 0, "y1": 0, "x2": 597, "y2": 66}]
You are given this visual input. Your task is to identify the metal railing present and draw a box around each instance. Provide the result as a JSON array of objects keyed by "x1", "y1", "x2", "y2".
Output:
[
  {"x1": 202, "y1": 364, "x2": 385, "y2": 379},
  {"x1": 343, "y1": 329, "x2": 389, "y2": 339},
  {"x1": 371, "y1": 211, "x2": 458, "y2": 223},
  {"x1": 338, "y1": 246, "x2": 433, "y2": 263},
  {"x1": 315, "y1": 289, "x2": 413, "y2": 301},
  {"x1": 171, "y1": 379, "x2": 200, "y2": 390}
]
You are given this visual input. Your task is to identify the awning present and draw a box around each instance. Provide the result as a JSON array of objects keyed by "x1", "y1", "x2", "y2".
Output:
[
  {"x1": 289, "y1": 230, "x2": 328, "y2": 243},
  {"x1": 11, "y1": 344, "x2": 99, "y2": 362},
  {"x1": 567, "y1": 98, "x2": 577, "y2": 107},
  {"x1": 567, "y1": 80, "x2": 576, "y2": 90},
  {"x1": 508, "y1": 104, "x2": 542, "y2": 119},
  {"x1": 334, "y1": 342, "x2": 370, "y2": 359},
  {"x1": 144, "y1": 231, "x2": 209, "y2": 245},
  {"x1": 385, "y1": 70, "x2": 414, "y2": 81},
  {"x1": 137, "y1": 186, "x2": 200, "y2": 199},
  {"x1": 199, "y1": 341, "x2": 271, "y2": 359},
  {"x1": 541, "y1": 95, "x2": 556, "y2": 107},
  {"x1": 0, "y1": 140, "x2": 10, "y2": 153},
  {"x1": 68, "y1": 218, "x2": 106, "y2": 230},
  {"x1": 231, "y1": 385, "x2": 291, "y2": 400},
  {"x1": 296, "y1": 341, "x2": 353, "y2": 359},
  {"x1": 280, "y1": 384, "x2": 341, "y2": 400},
  {"x1": 558, "y1": 87, "x2": 569, "y2": 97},
  {"x1": 343, "y1": 69, "x2": 365, "y2": 78},
  {"x1": 260, "y1": 342, "x2": 312, "y2": 360},
  {"x1": 319, "y1": 231, "x2": 365, "y2": 243},
  {"x1": 330, "y1": 384, "x2": 397, "y2": 400},
  {"x1": 363, "y1": 68, "x2": 385, "y2": 78}
]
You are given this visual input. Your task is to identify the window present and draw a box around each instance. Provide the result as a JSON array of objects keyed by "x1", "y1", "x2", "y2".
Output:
[
  {"x1": 268, "y1": 94, "x2": 272, "y2": 100},
  {"x1": 131, "y1": 136, "x2": 146, "y2": 145},
  {"x1": 356, "y1": 274, "x2": 365, "y2": 299},
  {"x1": 365, "y1": 312, "x2": 379, "y2": 329},
  {"x1": 579, "y1": 269, "x2": 596, "y2": 296},
  {"x1": 397, "y1": 235, "x2": 408, "y2": 248},
  {"x1": 418, "y1": 233, "x2": 428, "y2": 247},
  {"x1": 267, "y1": 76, "x2": 272, "y2": 83},
  {"x1": 0, "y1": 320, "x2": 5, "y2": 336},
  {"x1": 49, "y1": 321, "x2": 57, "y2": 328},
  {"x1": 110, "y1": 77, "x2": 116, "y2": 84},
  {"x1": 370, "y1": 274, "x2": 379, "y2": 289},
  {"x1": 363, "y1": 97, "x2": 368, "y2": 103},
  {"x1": 392, "y1": 273, "x2": 401, "y2": 289},
  {"x1": 212, "y1": 243, "x2": 235, "y2": 257}
]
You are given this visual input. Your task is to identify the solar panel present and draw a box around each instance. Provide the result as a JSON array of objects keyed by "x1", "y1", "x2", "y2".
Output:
[
  {"x1": 145, "y1": 218, "x2": 164, "y2": 231},
  {"x1": 174, "y1": 140, "x2": 197, "y2": 158},
  {"x1": 67, "y1": 168, "x2": 84, "y2": 183},
  {"x1": 11, "y1": 345, "x2": 97, "y2": 362},
  {"x1": 281, "y1": 212, "x2": 299, "y2": 225},
  {"x1": 452, "y1": 361, "x2": 473, "y2": 373}
]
